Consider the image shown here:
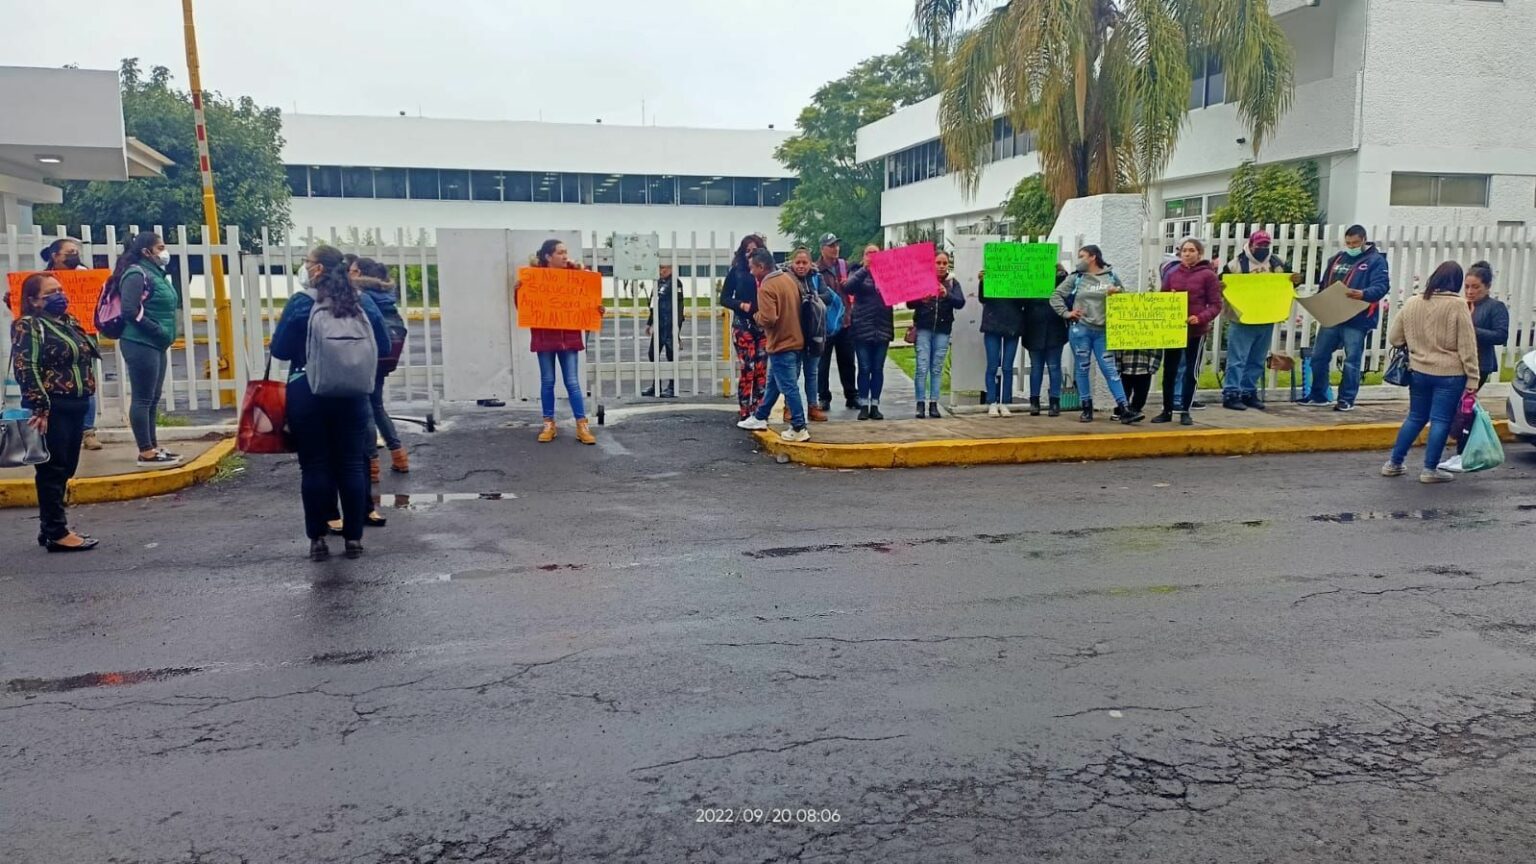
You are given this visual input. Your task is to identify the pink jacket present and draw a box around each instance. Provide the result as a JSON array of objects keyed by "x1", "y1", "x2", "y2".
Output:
[{"x1": 1161, "y1": 261, "x2": 1224, "y2": 336}]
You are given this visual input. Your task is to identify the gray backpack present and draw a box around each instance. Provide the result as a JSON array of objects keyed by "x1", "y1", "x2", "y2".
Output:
[{"x1": 302, "y1": 289, "x2": 377, "y2": 397}]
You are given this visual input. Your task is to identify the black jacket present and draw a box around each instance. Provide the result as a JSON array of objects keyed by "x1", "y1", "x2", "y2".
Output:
[
  {"x1": 719, "y1": 265, "x2": 759, "y2": 331},
  {"x1": 647, "y1": 275, "x2": 681, "y2": 335},
  {"x1": 907, "y1": 277, "x2": 967, "y2": 334},
  {"x1": 1021, "y1": 300, "x2": 1068, "y2": 352},
  {"x1": 977, "y1": 276, "x2": 1024, "y2": 337},
  {"x1": 843, "y1": 266, "x2": 894, "y2": 344},
  {"x1": 1471, "y1": 296, "x2": 1509, "y2": 380}
]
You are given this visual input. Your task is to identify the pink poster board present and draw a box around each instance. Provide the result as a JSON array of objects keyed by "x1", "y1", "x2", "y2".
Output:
[{"x1": 867, "y1": 242, "x2": 939, "y2": 306}]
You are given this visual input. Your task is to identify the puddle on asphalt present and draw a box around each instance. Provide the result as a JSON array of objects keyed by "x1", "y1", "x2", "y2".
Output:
[
  {"x1": 1311, "y1": 510, "x2": 1451, "y2": 523},
  {"x1": 5, "y1": 666, "x2": 202, "y2": 694},
  {"x1": 389, "y1": 492, "x2": 517, "y2": 510},
  {"x1": 745, "y1": 520, "x2": 1267, "y2": 560},
  {"x1": 308, "y1": 649, "x2": 399, "y2": 666}
]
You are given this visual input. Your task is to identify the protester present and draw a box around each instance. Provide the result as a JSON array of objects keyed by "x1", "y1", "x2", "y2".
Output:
[
  {"x1": 41, "y1": 238, "x2": 101, "y2": 451},
  {"x1": 12, "y1": 273, "x2": 100, "y2": 552},
  {"x1": 1464, "y1": 261, "x2": 1508, "y2": 389},
  {"x1": 721, "y1": 234, "x2": 767, "y2": 419},
  {"x1": 1115, "y1": 346, "x2": 1161, "y2": 420},
  {"x1": 1021, "y1": 264, "x2": 1069, "y2": 416},
  {"x1": 784, "y1": 248, "x2": 834, "y2": 422},
  {"x1": 977, "y1": 270, "x2": 1024, "y2": 417},
  {"x1": 516, "y1": 239, "x2": 602, "y2": 445},
  {"x1": 1221, "y1": 231, "x2": 1302, "y2": 410},
  {"x1": 1152, "y1": 238, "x2": 1222, "y2": 426},
  {"x1": 735, "y1": 249, "x2": 810, "y2": 441},
  {"x1": 906, "y1": 251, "x2": 966, "y2": 421},
  {"x1": 1051, "y1": 245, "x2": 1138, "y2": 424},
  {"x1": 1299, "y1": 225, "x2": 1391, "y2": 411},
  {"x1": 111, "y1": 231, "x2": 182, "y2": 466},
  {"x1": 844, "y1": 244, "x2": 895, "y2": 416},
  {"x1": 271, "y1": 245, "x2": 392, "y2": 561},
  {"x1": 349, "y1": 258, "x2": 409, "y2": 477},
  {"x1": 1382, "y1": 261, "x2": 1479, "y2": 484},
  {"x1": 643, "y1": 263, "x2": 681, "y2": 398},
  {"x1": 810, "y1": 234, "x2": 858, "y2": 412}
]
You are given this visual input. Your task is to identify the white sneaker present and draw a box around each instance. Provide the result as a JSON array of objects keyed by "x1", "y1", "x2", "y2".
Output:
[
  {"x1": 1419, "y1": 468, "x2": 1455, "y2": 484},
  {"x1": 987, "y1": 403, "x2": 1001, "y2": 417},
  {"x1": 1437, "y1": 455, "x2": 1466, "y2": 473},
  {"x1": 781, "y1": 427, "x2": 810, "y2": 443},
  {"x1": 1380, "y1": 460, "x2": 1405, "y2": 477},
  {"x1": 736, "y1": 416, "x2": 768, "y2": 431},
  {"x1": 998, "y1": 404, "x2": 1012, "y2": 417}
]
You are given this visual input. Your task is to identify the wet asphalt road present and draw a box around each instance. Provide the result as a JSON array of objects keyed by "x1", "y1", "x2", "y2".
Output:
[{"x1": 3, "y1": 410, "x2": 1535, "y2": 864}]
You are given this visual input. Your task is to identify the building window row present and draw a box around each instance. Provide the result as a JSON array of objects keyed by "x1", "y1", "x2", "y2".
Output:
[
  {"x1": 884, "y1": 116, "x2": 1036, "y2": 190},
  {"x1": 1189, "y1": 49, "x2": 1227, "y2": 110},
  {"x1": 285, "y1": 166, "x2": 797, "y2": 208},
  {"x1": 1389, "y1": 173, "x2": 1490, "y2": 208}
]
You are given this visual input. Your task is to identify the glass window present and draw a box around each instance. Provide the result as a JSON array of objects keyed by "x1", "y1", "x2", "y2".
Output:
[
  {"x1": 1438, "y1": 174, "x2": 1489, "y2": 207},
  {"x1": 439, "y1": 169, "x2": 469, "y2": 201},
  {"x1": 503, "y1": 171, "x2": 533, "y2": 202},
  {"x1": 648, "y1": 175, "x2": 676, "y2": 205},
  {"x1": 561, "y1": 173, "x2": 583, "y2": 204},
  {"x1": 619, "y1": 174, "x2": 647, "y2": 205},
  {"x1": 309, "y1": 166, "x2": 342, "y2": 198},
  {"x1": 470, "y1": 170, "x2": 502, "y2": 201},
  {"x1": 593, "y1": 173, "x2": 623, "y2": 205},
  {"x1": 373, "y1": 168, "x2": 407, "y2": 199},
  {"x1": 1389, "y1": 174, "x2": 1437, "y2": 206},
  {"x1": 408, "y1": 168, "x2": 439, "y2": 200},
  {"x1": 733, "y1": 178, "x2": 762, "y2": 207},
  {"x1": 703, "y1": 177, "x2": 731, "y2": 206},
  {"x1": 342, "y1": 167, "x2": 374, "y2": 198},
  {"x1": 762, "y1": 178, "x2": 791, "y2": 207},
  {"x1": 1206, "y1": 52, "x2": 1226, "y2": 106},
  {"x1": 1207, "y1": 193, "x2": 1230, "y2": 213},
  {"x1": 679, "y1": 176, "x2": 707, "y2": 206},
  {"x1": 285, "y1": 165, "x2": 308, "y2": 197},
  {"x1": 1189, "y1": 50, "x2": 1206, "y2": 109},
  {"x1": 532, "y1": 172, "x2": 560, "y2": 203}
]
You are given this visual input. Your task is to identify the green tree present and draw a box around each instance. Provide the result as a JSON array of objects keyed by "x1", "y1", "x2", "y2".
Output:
[
  {"x1": 776, "y1": 40, "x2": 939, "y2": 260},
  {"x1": 1208, "y1": 161, "x2": 1318, "y2": 227},
  {"x1": 35, "y1": 59, "x2": 290, "y2": 250},
  {"x1": 915, "y1": 0, "x2": 1295, "y2": 206},
  {"x1": 1001, "y1": 174, "x2": 1057, "y2": 239}
]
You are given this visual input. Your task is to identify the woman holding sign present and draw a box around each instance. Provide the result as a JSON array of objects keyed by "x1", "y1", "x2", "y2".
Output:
[
  {"x1": 906, "y1": 251, "x2": 966, "y2": 420},
  {"x1": 1153, "y1": 239, "x2": 1223, "y2": 426},
  {"x1": 517, "y1": 239, "x2": 602, "y2": 445},
  {"x1": 1051, "y1": 246, "x2": 1139, "y2": 424},
  {"x1": 845, "y1": 244, "x2": 895, "y2": 417}
]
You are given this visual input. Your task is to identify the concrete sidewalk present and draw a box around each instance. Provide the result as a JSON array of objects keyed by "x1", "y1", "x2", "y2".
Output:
[
  {"x1": 0, "y1": 435, "x2": 234, "y2": 508},
  {"x1": 755, "y1": 398, "x2": 1514, "y2": 469}
]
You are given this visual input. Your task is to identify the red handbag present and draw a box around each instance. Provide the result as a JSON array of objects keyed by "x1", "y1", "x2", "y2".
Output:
[{"x1": 237, "y1": 357, "x2": 293, "y2": 454}]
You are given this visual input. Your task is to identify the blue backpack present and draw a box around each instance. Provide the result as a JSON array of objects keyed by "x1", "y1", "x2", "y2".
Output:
[{"x1": 817, "y1": 274, "x2": 846, "y2": 338}]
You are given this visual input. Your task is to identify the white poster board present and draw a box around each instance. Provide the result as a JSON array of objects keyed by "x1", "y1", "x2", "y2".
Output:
[{"x1": 613, "y1": 233, "x2": 660, "y2": 282}]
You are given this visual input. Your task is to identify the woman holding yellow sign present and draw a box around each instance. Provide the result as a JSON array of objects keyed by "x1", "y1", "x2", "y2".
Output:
[{"x1": 1153, "y1": 239, "x2": 1223, "y2": 426}]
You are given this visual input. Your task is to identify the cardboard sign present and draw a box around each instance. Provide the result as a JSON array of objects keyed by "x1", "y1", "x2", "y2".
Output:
[
  {"x1": 1106, "y1": 292, "x2": 1188, "y2": 350},
  {"x1": 1221, "y1": 273, "x2": 1296, "y2": 325},
  {"x1": 866, "y1": 242, "x2": 939, "y2": 306},
  {"x1": 5, "y1": 269, "x2": 110, "y2": 334},
  {"x1": 983, "y1": 242, "x2": 1059, "y2": 298},
  {"x1": 612, "y1": 233, "x2": 660, "y2": 282},
  {"x1": 516, "y1": 267, "x2": 603, "y2": 331},
  {"x1": 1297, "y1": 280, "x2": 1369, "y2": 328}
]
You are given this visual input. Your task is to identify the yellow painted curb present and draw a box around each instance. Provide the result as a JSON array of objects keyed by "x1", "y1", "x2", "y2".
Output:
[
  {"x1": 755, "y1": 420, "x2": 1516, "y2": 470},
  {"x1": 0, "y1": 437, "x2": 237, "y2": 509}
]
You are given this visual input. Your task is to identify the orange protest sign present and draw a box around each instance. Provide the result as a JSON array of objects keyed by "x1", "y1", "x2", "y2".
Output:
[
  {"x1": 516, "y1": 267, "x2": 603, "y2": 331},
  {"x1": 6, "y1": 269, "x2": 110, "y2": 334}
]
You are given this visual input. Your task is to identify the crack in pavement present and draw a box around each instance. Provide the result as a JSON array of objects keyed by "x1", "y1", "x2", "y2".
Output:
[
  {"x1": 1292, "y1": 578, "x2": 1535, "y2": 607},
  {"x1": 1052, "y1": 705, "x2": 1206, "y2": 719},
  {"x1": 630, "y1": 734, "x2": 909, "y2": 774}
]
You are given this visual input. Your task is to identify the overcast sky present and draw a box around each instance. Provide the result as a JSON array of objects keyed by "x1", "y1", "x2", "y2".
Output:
[{"x1": 4, "y1": 0, "x2": 919, "y2": 129}]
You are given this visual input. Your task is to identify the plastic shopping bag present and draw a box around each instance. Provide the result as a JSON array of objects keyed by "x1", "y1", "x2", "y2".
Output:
[{"x1": 1460, "y1": 405, "x2": 1505, "y2": 473}]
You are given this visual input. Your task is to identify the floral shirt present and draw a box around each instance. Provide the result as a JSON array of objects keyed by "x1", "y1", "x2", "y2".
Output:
[{"x1": 11, "y1": 314, "x2": 99, "y2": 415}]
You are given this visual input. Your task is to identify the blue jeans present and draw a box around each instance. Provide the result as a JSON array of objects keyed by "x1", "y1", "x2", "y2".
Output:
[
  {"x1": 1222, "y1": 322, "x2": 1274, "y2": 399},
  {"x1": 1309, "y1": 325, "x2": 1367, "y2": 405},
  {"x1": 803, "y1": 347, "x2": 819, "y2": 408},
  {"x1": 1390, "y1": 372, "x2": 1467, "y2": 470},
  {"x1": 914, "y1": 329, "x2": 950, "y2": 404},
  {"x1": 754, "y1": 351, "x2": 806, "y2": 428},
  {"x1": 984, "y1": 333, "x2": 1020, "y2": 404},
  {"x1": 1067, "y1": 323, "x2": 1127, "y2": 405},
  {"x1": 83, "y1": 394, "x2": 97, "y2": 432},
  {"x1": 1027, "y1": 348, "x2": 1064, "y2": 401},
  {"x1": 855, "y1": 340, "x2": 888, "y2": 404},
  {"x1": 537, "y1": 350, "x2": 586, "y2": 420},
  {"x1": 368, "y1": 369, "x2": 402, "y2": 451}
]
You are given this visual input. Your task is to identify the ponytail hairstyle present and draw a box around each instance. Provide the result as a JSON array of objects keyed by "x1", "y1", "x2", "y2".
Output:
[
  {"x1": 41, "y1": 237, "x2": 81, "y2": 268},
  {"x1": 1423, "y1": 261, "x2": 1463, "y2": 297},
  {"x1": 1467, "y1": 260, "x2": 1494, "y2": 290},
  {"x1": 1078, "y1": 244, "x2": 1110, "y2": 269},
  {"x1": 108, "y1": 230, "x2": 161, "y2": 286},
  {"x1": 309, "y1": 244, "x2": 362, "y2": 317}
]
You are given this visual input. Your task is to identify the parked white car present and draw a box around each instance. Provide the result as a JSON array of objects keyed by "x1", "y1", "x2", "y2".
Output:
[{"x1": 1509, "y1": 349, "x2": 1536, "y2": 443}]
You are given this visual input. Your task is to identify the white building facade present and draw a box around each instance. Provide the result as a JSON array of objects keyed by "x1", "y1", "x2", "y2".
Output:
[
  {"x1": 281, "y1": 114, "x2": 797, "y2": 251},
  {"x1": 856, "y1": 0, "x2": 1536, "y2": 250}
]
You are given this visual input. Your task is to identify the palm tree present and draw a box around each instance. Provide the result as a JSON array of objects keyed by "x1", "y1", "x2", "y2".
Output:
[{"x1": 914, "y1": 0, "x2": 1295, "y2": 206}]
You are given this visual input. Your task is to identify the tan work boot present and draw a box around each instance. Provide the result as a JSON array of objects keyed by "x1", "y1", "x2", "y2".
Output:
[
  {"x1": 82, "y1": 431, "x2": 103, "y2": 451},
  {"x1": 369, "y1": 457, "x2": 381, "y2": 483},
  {"x1": 390, "y1": 447, "x2": 410, "y2": 473},
  {"x1": 537, "y1": 418, "x2": 558, "y2": 443},
  {"x1": 575, "y1": 418, "x2": 597, "y2": 445}
]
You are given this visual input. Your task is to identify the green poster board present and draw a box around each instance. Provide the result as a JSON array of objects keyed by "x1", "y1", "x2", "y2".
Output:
[
  {"x1": 1106, "y1": 293, "x2": 1188, "y2": 350},
  {"x1": 983, "y1": 242, "x2": 1059, "y2": 299}
]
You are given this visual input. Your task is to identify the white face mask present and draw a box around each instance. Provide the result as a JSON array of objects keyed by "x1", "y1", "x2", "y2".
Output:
[
  {"x1": 297, "y1": 264, "x2": 313, "y2": 289},
  {"x1": 154, "y1": 250, "x2": 171, "y2": 267}
]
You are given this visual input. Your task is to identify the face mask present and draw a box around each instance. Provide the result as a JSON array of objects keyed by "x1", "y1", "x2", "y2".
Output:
[
  {"x1": 1251, "y1": 247, "x2": 1270, "y2": 261},
  {"x1": 1344, "y1": 246, "x2": 1364, "y2": 258},
  {"x1": 1075, "y1": 261, "x2": 1089, "y2": 273},
  {"x1": 297, "y1": 265, "x2": 313, "y2": 289},
  {"x1": 154, "y1": 250, "x2": 171, "y2": 267},
  {"x1": 63, "y1": 254, "x2": 82, "y2": 269},
  {"x1": 43, "y1": 293, "x2": 69, "y2": 315}
]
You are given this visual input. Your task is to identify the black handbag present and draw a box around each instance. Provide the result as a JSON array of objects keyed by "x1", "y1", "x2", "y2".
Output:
[
  {"x1": 0, "y1": 415, "x2": 50, "y2": 468},
  {"x1": 1383, "y1": 345, "x2": 1411, "y2": 387}
]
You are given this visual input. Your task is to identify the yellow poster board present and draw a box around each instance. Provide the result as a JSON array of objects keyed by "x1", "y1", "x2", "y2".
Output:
[
  {"x1": 1106, "y1": 293, "x2": 1187, "y2": 350},
  {"x1": 1221, "y1": 273, "x2": 1296, "y2": 325}
]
